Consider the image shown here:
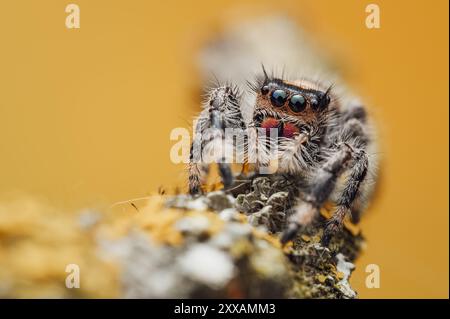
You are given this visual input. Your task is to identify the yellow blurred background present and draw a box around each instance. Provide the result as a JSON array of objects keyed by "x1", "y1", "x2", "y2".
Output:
[{"x1": 0, "y1": 0, "x2": 448, "y2": 298}]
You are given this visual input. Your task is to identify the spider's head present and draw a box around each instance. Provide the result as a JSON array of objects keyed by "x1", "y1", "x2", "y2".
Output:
[{"x1": 252, "y1": 68, "x2": 333, "y2": 138}]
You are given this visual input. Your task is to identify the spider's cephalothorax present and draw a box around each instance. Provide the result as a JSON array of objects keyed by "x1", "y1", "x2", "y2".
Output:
[{"x1": 188, "y1": 68, "x2": 375, "y2": 246}]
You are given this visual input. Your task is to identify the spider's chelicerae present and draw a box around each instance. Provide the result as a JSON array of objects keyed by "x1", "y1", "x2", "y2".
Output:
[{"x1": 188, "y1": 67, "x2": 376, "y2": 246}]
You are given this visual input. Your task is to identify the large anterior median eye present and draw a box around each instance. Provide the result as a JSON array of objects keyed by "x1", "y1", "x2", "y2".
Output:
[
  {"x1": 289, "y1": 94, "x2": 306, "y2": 113},
  {"x1": 270, "y1": 89, "x2": 287, "y2": 107}
]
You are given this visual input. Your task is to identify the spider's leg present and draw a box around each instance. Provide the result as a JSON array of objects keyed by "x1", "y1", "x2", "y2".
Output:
[
  {"x1": 321, "y1": 115, "x2": 371, "y2": 244},
  {"x1": 188, "y1": 116, "x2": 211, "y2": 195},
  {"x1": 281, "y1": 142, "x2": 353, "y2": 245},
  {"x1": 321, "y1": 148, "x2": 368, "y2": 245},
  {"x1": 339, "y1": 114, "x2": 370, "y2": 223},
  {"x1": 341, "y1": 104, "x2": 367, "y2": 124},
  {"x1": 210, "y1": 108, "x2": 234, "y2": 188},
  {"x1": 188, "y1": 143, "x2": 210, "y2": 195},
  {"x1": 188, "y1": 85, "x2": 245, "y2": 194}
]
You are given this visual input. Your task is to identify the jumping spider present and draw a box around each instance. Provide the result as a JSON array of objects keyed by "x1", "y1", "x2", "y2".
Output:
[{"x1": 188, "y1": 67, "x2": 376, "y2": 246}]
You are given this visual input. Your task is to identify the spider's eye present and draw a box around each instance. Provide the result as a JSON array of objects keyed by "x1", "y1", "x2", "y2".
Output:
[
  {"x1": 270, "y1": 89, "x2": 287, "y2": 107},
  {"x1": 261, "y1": 85, "x2": 269, "y2": 95},
  {"x1": 289, "y1": 94, "x2": 306, "y2": 113},
  {"x1": 312, "y1": 93, "x2": 330, "y2": 111}
]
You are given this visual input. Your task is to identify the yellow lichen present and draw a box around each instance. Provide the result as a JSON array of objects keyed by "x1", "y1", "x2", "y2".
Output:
[
  {"x1": 0, "y1": 198, "x2": 119, "y2": 298},
  {"x1": 253, "y1": 228, "x2": 282, "y2": 249},
  {"x1": 317, "y1": 274, "x2": 327, "y2": 283},
  {"x1": 336, "y1": 271, "x2": 345, "y2": 280},
  {"x1": 301, "y1": 234, "x2": 311, "y2": 242}
]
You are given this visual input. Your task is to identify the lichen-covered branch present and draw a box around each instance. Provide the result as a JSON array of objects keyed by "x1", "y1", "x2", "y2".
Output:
[{"x1": 0, "y1": 176, "x2": 363, "y2": 298}]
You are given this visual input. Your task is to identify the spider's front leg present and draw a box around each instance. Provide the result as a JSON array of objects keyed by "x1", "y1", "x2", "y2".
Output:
[
  {"x1": 281, "y1": 137, "x2": 369, "y2": 246},
  {"x1": 188, "y1": 85, "x2": 246, "y2": 195},
  {"x1": 281, "y1": 142, "x2": 354, "y2": 244},
  {"x1": 322, "y1": 146, "x2": 368, "y2": 245}
]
